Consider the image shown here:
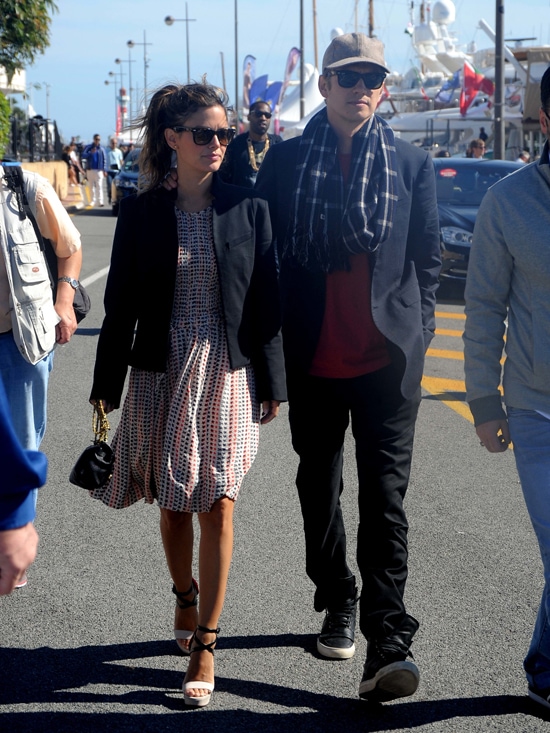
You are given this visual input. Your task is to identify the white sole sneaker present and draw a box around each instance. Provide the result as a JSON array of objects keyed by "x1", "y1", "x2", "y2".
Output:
[
  {"x1": 317, "y1": 638, "x2": 356, "y2": 659},
  {"x1": 359, "y1": 660, "x2": 420, "y2": 701}
]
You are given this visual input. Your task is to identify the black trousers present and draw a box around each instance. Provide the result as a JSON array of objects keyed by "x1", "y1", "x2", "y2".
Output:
[{"x1": 287, "y1": 363, "x2": 421, "y2": 639}]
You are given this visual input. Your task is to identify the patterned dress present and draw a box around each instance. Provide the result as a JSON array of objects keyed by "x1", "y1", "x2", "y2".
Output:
[{"x1": 92, "y1": 206, "x2": 260, "y2": 513}]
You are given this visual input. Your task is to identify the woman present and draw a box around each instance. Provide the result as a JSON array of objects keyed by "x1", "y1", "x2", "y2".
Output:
[
  {"x1": 465, "y1": 138, "x2": 486, "y2": 159},
  {"x1": 61, "y1": 145, "x2": 78, "y2": 185},
  {"x1": 89, "y1": 81, "x2": 286, "y2": 707}
]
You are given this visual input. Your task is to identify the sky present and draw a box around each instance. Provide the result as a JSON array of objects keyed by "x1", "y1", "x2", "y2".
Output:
[{"x1": 19, "y1": 0, "x2": 550, "y2": 143}]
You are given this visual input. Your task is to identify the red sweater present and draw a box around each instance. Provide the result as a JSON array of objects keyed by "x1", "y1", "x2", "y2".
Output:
[{"x1": 309, "y1": 153, "x2": 390, "y2": 378}]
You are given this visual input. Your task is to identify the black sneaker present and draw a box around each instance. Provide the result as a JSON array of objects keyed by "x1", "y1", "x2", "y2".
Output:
[
  {"x1": 528, "y1": 684, "x2": 550, "y2": 711},
  {"x1": 317, "y1": 594, "x2": 358, "y2": 660},
  {"x1": 358, "y1": 615, "x2": 420, "y2": 702}
]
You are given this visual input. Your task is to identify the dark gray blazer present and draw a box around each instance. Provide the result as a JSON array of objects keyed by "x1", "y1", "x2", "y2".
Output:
[
  {"x1": 91, "y1": 175, "x2": 287, "y2": 408},
  {"x1": 256, "y1": 134, "x2": 441, "y2": 400}
]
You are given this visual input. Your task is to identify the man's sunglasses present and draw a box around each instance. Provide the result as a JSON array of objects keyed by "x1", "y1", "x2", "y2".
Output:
[
  {"x1": 326, "y1": 69, "x2": 386, "y2": 90},
  {"x1": 251, "y1": 110, "x2": 272, "y2": 119},
  {"x1": 172, "y1": 126, "x2": 236, "y2": 146}
]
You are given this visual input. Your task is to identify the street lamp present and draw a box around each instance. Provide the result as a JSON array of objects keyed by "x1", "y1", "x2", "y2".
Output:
[
  {"x1": 115, "y1": 56, "x2": 135, "y2": 136},
  {"x1": 108, "y1": 69, "x2": 128, "y2": 135},
  {"x1": 128, "y1": 31, "x2": 152, "y2": 110},
  {"x1": 41, "y1": 81, "x2": 51, "y2": 120},
  {"x1": 104, "y1": 79, "x2": 118, "y2": 133},
  {"x1": 164, "y1": 4, "x2": 196, "y2": 83}
]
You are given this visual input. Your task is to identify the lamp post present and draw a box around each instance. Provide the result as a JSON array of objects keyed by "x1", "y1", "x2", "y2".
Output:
[
  {"x1": 115, "y1": 56, "x2": 135, "y2": 138},
  {"x1": 128, "y1": 30, "x2": 152, "y2": 110},
  {"x1": 164, "y1": 4, "x2": 196, "y2": 83},
  {"x1": 104, "y1": 79, "x2": 118, "y2": 133},
  {"x1": 108, "y1": 68, "x2": 128, "y2": 136},
  {"x1": 41, "y1": 81, "x2": 51, "y2": 120}
]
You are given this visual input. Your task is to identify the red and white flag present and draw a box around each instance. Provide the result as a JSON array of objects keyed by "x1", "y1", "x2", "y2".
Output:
[{"x1": 459, "y1": 61, "x2": 495, "y2": 117}]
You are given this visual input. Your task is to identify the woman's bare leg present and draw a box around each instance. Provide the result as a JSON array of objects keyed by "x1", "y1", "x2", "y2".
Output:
[
  {"x1": 184, "y1": 497, "x2": 235, "y2": 698},
  {"x1": 160, "y1": 508, "x2": 197, "y2": 651}
]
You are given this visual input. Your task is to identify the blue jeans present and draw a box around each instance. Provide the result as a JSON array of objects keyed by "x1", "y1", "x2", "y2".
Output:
[
  {"x1": 0, "y1": 331, "x2": 53, "y2": 505},
  {"x1": 508, "y1": 406, "x2": 550, "y2": 691}
]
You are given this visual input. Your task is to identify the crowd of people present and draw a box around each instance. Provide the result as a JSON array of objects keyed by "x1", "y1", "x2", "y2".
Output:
[{"x1": 3, "y1": 32, "x2": 550, "y2": 715}]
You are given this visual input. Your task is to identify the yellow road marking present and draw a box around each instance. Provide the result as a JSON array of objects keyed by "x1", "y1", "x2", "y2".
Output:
[
  {"x1": 435, "y1": 328, "x2": 463, "y2": 337},
  {"x1": 435, "y1": 311, "x2": 466, "y2": 320},
  {"x1": 427, "y1": 348, "x2": 464, "y2": 360},
  {"x1": 421, "y1": 375, "x2": 473, "y2": 423}
]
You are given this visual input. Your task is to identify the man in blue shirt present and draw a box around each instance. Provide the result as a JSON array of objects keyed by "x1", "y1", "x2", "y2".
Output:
[{"x1": 82, "y1": 134, "x2": 107, "y2": 207}]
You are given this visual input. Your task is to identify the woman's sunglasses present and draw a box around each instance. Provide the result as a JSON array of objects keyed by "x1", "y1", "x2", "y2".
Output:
[
  {"x1": 172, "y1": 126, "x2": 236, "y2": 146},
  {"x1": 325, "y1": 70, "x2": 386, "y2": 90}
]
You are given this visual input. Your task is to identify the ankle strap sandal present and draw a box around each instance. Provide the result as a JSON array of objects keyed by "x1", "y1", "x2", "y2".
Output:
[{"x1": 172, "y1": 579, "x2": 199, "y2": 656}]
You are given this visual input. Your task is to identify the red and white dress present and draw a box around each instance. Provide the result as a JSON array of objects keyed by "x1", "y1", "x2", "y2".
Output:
[{"x1": 92, "y1": 206, "x2": 260, "y2": 513}]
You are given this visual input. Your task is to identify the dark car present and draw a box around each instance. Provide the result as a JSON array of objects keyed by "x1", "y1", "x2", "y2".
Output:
[
  {"x1": 433, "y1": 157, "x2": 523, "y2": 281},
  {"x1": 111, "y1": 148, "x2": 141, "y2": 216}
]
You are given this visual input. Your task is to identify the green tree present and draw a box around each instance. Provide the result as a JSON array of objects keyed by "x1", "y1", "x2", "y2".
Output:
[
  {"x1": 0, "y1": 1, "x2": 58, "y2": 81},
  {"x1": 0, "y1": 92, "x2": 10, "y2": 157}
]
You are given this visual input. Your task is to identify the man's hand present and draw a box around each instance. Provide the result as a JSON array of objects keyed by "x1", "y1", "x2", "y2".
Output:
[
  {"x1": 476, "y1": 419, "x2": 511, "y2": 453},
  {"x1": 260, "y1": 400, "x2": 280, "y2": 425},
  {"x1": 54, "y1": 301, "x2": 77, "y2": 344},
  {"x1": 161, "y1": 168, "x2": 178, "y2": 191},
  {"x1": 0, "y1": 523, "x2": 38, "y2": 596}
]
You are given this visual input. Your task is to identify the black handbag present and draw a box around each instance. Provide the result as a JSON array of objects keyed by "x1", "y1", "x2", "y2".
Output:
[{"x1": 70, "y1": 402, "x2": 114, "y2": 490}]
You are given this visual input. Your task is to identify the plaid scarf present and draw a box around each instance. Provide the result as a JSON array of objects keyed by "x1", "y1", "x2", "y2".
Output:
[{"x1": 284, "y1": 107, "x2": 398, "y2": 272}]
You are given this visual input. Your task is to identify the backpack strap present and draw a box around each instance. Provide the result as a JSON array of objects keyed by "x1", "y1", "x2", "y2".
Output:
[
  {"x1": 3, "y1": 166, "x2": 57, "y2": 291},
  {"x1": 3, "y1": 166, "x2": 27, "y2": 221}
]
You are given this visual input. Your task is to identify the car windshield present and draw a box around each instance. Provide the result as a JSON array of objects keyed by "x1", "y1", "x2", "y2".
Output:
[
  {"x1": 121, "y1": 150, "x2": 140, "y2": 173},
  {"x1": 434, "y1": 163, "x2": 519, "y2": 206}
]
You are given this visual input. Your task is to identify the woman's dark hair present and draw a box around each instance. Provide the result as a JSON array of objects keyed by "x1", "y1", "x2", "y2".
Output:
[
  {"x1": 137, "y1": 80, "x2": 230, "y2": 193},
  {"x1": 541, "y1": 65, "x2": 550, "y2": 113}
]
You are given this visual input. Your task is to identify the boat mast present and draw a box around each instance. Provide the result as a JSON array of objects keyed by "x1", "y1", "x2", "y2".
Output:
[
  {"x1": 313, "y1": 0, "x2": 319, "y2": 72},
  {"x1": 369, "y1": 0, "x2": 374, "y2": 36}
]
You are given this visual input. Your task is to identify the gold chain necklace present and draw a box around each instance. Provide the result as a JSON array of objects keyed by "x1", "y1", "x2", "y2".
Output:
[{"x1": 247, "y1": 135, "x2": 270, "y2": 172}]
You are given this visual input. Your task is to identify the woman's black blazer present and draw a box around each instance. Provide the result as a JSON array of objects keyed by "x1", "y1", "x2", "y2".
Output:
[{"x1": 90, "y1": 175, "x2": 287, "y2": 408}]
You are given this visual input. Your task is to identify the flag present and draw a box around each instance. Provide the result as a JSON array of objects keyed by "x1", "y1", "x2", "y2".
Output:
[
  {"x1": 376, "y1": 83, "x2": 391, "y2": 109},
  {"x1": 264, "y1": 81, "x2": 284, "y2": 111},
  {"x1": 249, "y1": 74, "x2": 269, "y2": 105},
  {"x1": 459, "y1": 61, "x2": 495, "y2": 117},
  {"x1": 279, "y1": 47, "x2": 301, "y2": 107},
  {"x1": 434, "y1": 70, "x2": 460, "y2": 105},
  {"x1": 243, "y1": 55, "x2": 256, "y2": 110},
  {"x1": 411, "y1": 66, "x2": 429, "y2": 101}
]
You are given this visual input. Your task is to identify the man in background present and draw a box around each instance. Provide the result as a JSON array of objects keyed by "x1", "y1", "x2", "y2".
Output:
[
  {"x1": 464, "y1": 65, "x2": 550, "y2": 712},
  {"x1": 106, "y1": 138, "x2": 124, "y2": 204},
  {"x1": 220, "y1": 100, "x2": 283, "y2": 188},
  {"x1": 81, "y1": 134, "x2": 107, "y2": 207}
]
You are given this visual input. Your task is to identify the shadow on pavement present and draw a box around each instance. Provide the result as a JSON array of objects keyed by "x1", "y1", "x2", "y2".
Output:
[{"x1": 0, "y1": 637, "x2": 545, "y2": 732}]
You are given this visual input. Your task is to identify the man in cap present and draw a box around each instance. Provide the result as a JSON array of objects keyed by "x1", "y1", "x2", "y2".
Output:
[{"x1": 256, "y1": 33, "x2": 440, "y2": 701}]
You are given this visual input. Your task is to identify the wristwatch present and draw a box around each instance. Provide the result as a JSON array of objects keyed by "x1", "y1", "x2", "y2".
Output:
[{"x1": 57, "y1": 276, "x2": 80, "y2": 290}]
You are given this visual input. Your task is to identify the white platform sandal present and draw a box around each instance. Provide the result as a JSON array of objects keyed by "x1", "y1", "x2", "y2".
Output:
[{"x1": 182, "y1": 625, "x2": 219, "y2": 708}]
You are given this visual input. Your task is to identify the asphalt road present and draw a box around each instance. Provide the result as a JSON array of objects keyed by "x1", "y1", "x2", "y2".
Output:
[{"x1": 1, "y1": 210, "x2": 548, "y2": 732}]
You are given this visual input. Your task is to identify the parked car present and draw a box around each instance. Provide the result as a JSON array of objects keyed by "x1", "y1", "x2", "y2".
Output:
[
  {"x1": 111, "y1": 148, "x2": 141, "y2": 216},
  {"x1": 433, "y1": 157, "x2": 523, "y2": 281}
]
